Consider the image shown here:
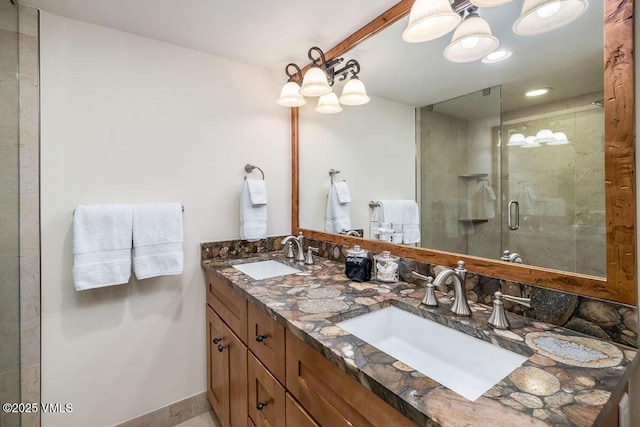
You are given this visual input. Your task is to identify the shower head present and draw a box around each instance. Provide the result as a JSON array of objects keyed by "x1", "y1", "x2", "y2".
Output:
[{"x1": 591, "y1": 98, "x2": 604, "y2": 108}]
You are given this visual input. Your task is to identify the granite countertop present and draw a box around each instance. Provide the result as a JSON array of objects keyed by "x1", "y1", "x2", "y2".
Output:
[{"x1": 202, "y1": 251, "x2": 638, "y2": 427}]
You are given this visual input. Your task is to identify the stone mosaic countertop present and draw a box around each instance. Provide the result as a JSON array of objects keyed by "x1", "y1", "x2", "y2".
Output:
[{"x1": 202, "y1": 251, "x2": 638, "y2": 427}]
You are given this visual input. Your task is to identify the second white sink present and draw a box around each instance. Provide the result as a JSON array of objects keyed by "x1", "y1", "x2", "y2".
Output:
[
  {"x1": 232, "y1": 260, "x2": 302, "y2": 280},
  {"x1": 336, "y1": 305, "x2": 528, "y2": 401}
]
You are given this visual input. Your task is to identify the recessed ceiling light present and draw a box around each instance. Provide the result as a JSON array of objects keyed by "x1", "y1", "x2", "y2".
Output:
[
  {"x1": 482, "y1": 49, "x2": 513, "y2": 63},
  {"x1": 525, "y1": 87, "x2": 552, "y2": 97}
]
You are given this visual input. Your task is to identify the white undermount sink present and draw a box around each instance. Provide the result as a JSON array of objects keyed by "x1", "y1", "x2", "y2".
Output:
[
  {"x1": 232, "y1": 260, "x2": 302, "y2": 280},
  {"x1": 336, "y1": 306, "x2": 528, "y2": 401}
]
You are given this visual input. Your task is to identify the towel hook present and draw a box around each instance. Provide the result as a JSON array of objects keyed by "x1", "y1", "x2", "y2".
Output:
[
  {"x1": 329, "y1": 168, "x2": 340, "y2": 184},
  {"x1": 245, "y1": 164, "x2": 265, "y2": 180}
]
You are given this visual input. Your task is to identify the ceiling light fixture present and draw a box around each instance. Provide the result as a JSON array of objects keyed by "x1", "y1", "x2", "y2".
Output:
[
  {"x1": 513, "y1": 0, "x2": 589, "y2": 36},
  {"x1": 404, "y1": 0, "x2": 589, "y2": 63},
  {"x1": 525, "y1": 87, "x2": 552, "y2": 97},
  {"x1": 482, "y1": 49, "x2": 512, "y2": 63},
  {"x1": 277, "y1": 46, "x2": 369, "y2": 113}
]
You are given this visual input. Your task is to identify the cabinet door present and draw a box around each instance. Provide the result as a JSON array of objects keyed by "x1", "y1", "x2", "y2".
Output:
[
  {"x1": 206, "y1": 305, "x2": 248, "y2": 427},
  {"x1": 248, "y1": 303, "x2": 286, "y2": 385},
  {"x1": 286, "y1": 330, "x2": 416, "y2": 427},
  {"x1": 286, "y1": 393, "x2": 319, "y2": 427},
  {"x1": 206, "y1": 271, "x2": 248, "y2": 344},
  {"x1": 248, "y1": 352, "x2": 285, "y2": 427}
]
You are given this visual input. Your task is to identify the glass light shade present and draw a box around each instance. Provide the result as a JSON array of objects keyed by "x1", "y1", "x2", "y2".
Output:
[
  {"x1": 315, "y1": 92, "x2": 342, "y2": 114},
  {"x1": 444, "y1": 15, "x2": 499, "y2": 63},
  {"x1": 276, "y1": 81, "x2": 307, "y2": 107},
  {"x1": 534, "y1": 129, "x2": 556, "y2": 143},
  {"x1": 521, "y1": 136, "x2": 541, "y2": 148},
  {"x1": 513, "y1": 0, "x2": 588, "y2": 36},
  {"x1": 482, "y1": 49, "x2": 512, "y2": 63},
  {"x1": 339, "y1": 78, "x2": 370, "y2": 106},
  {"x1": 507, "y1": 133, "x2": 527, "y2": 146},
  {"x1": 299, "y1": 67, "x2": 332, "y2": 97},
  {"x1": 547, "y1": 131, "x2": 570, "y2": 145},
  {"x1": 402, "y1": 0, "x2": 462, "y2": 43},
  {"x1": 470, "y1": 0, "x2": 514, "y2": 6}
]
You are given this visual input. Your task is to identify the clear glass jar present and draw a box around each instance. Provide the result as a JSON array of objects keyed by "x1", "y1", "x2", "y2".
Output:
[{"x1": 374, "y1": 251, "x2": 399, "y2": 282}]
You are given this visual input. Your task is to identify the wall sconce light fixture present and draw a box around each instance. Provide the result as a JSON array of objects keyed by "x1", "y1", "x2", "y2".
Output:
[{"x1": 277, "y1": 46, "x2": 370, "y2": 114}]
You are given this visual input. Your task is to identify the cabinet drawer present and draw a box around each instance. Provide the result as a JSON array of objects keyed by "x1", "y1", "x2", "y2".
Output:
[
  {"x1": 248, "y1": 303, "x2": 286, "y2": 385},
  {"x1": 206, "y1": 270, "x2": 247, "y2": 344},
  {"x1": 286, "y1": 393, "x2": 319, "y2": 427},
  {"x1": 286, "y1": 330, "x2": 415, "y2": 427},
  {"x1": 248, "y1": 352, "x2": 286, "y2": 427}
]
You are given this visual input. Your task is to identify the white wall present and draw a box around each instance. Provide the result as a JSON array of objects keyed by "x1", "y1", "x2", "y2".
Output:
[
  {"x1": 40, "y1": 13, "x2": 290, "y2": 426},
  {"x1": 298, "y1": 97, "x2": 415, "y2": 234}
]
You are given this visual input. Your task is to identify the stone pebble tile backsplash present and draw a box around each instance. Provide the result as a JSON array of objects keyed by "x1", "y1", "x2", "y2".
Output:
[{"x1": 201, "y1": 236, "x2": 638, "y2": 349}]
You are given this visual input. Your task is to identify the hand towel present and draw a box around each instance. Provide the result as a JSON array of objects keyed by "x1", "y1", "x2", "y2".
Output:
[
  {"x1": 325, "y1": 183, "x2": 351, "y2": 233},
  {"x1": 375, "y1": 200, "x2": 421, "y2": 244},
  {"x1": 133, "y1": 203, "x2": 184, "y2": 280},
  {"x1": 333, "y1": 181, "x2": 351, "y2": 204},
  {"x1": 246, "y1": 178, "x2": 267, "y2": 205},
  {"x1": 72, "y1": 204, "x2": 133, "y2": 291},
  {"x1": 241, "y1": 180, "x2": 267, "y2": 241}
]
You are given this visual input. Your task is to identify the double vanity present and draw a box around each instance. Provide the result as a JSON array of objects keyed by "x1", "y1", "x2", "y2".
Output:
[{"x1": 201, "y1": 236, "x2": 638, "y2": 427}]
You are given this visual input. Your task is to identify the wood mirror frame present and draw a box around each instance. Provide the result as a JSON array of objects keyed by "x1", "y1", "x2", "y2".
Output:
[{"x1": 290, "y1": 0, "x2": 636, "y2": 306}]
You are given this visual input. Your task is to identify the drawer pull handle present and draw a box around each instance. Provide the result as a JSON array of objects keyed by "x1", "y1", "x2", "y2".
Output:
[
  {"x1": 256, "y1": 401, "x2": 268, "y2": 410},
  {"x1": 217, "y1": 344, "x2": 228, "y2": 352},
  {"x1": 213, "y1": 338, "x2": 222, "y2": 344},
  {"x1": 256, "y1": 334, "x2": 267, "y2": 342}
]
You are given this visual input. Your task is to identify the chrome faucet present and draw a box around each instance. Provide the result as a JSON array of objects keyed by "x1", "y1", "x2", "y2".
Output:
[
  {"x1": 281, "y1": 232, "x2": 305, "y2": 262},
  {"x1": 411, "y1": 271, "x2": 438, "y2": 307},
  {"x1": 341, "y1": 229, "x2": 361, "y2": 237},
  {"x1": 501, "y1": 250, "x2": 524, "y2": 264},
  {"x1": 433, "y1": 261, "x2": 471, "y2": 317}
]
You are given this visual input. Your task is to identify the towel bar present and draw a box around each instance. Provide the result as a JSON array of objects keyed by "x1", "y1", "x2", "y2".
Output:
[
  {"x1": 329, "y1": 168, "x2": 340, "y2": 184},
  {"x1": 369, "y1": 201, "x2": 381, "y2": 208},
  {"x1": 73, "y1": 204, "x2": 184, "y2": 215}
]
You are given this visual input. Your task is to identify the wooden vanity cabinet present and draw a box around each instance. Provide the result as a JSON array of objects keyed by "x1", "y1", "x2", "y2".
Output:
[
  {"x1": 286, "y1": 330, "x2": 416, "y2": 427},
  {"x1": 206, "y1": 306, "x2": 248, "y2": 427},
  {"x1": 206, "y1": 269, "x2": 415, "y2": 427}
]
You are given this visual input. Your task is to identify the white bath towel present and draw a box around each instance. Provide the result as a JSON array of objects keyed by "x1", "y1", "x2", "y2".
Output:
[
  {"x1": 132, "y1": 203, "x2": 184, "y2": 280},
  {"x1": 374, "y1": 200, "x2": 421, "y2": 244},
  {"x1": 241, "y1": 180, "x2": 267, "y2": 241},
  {"x1": 246, "y1": 178, "x2": 267, "y2": 205},
  {"x1": 481, "y1": 183, "x2": 496, "y2": 219},
  {"x1": 334, "y1": 181, "x2": 351, "y2": 204},
  {"x1": 72, "y1": 204, "x2": 133, "y2": 291},
  {"x1": 325, "y1": 183, "x2": 352, "y2": 233}
]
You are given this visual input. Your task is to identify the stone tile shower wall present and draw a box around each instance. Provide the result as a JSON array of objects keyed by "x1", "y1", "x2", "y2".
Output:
[{"x1": 201, "y1": 236, "x2": 638, "y2": 350}]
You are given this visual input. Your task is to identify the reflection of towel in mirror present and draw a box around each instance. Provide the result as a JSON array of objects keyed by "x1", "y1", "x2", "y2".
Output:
[
  {"x1": 333, "y1": 181, "x2": 351, "y2": 204},
  {"x1": 241, "y1": 179, "x2": 267, "y2": 241},
  {"x1": 481, "y1": 183, "x2": 496, "y2": 219},
  {"x1": 374, "y1": 200, "x2": 420, "y2": 244},
  {"x1": 325, "y1": 183, "x2": 351, "y2": 233},
  {"x1": 519, "y1": 186, "x2": 537, "y2": 215}
]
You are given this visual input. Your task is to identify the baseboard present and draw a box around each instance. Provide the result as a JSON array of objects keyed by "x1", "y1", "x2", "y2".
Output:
[{"x1": 115, "y1": 391, "x2": 212, "y2": 427}]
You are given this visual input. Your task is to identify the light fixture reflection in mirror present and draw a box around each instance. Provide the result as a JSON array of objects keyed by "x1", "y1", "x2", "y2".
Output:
[
  {"x1": 444, "y1": 12, "x2": 499, "y2": 63},
  {"x1": 402, "y1": 0, "x2": 461, "y2": 43},
  {"x1": 513, "y1": 0, "x2": 589, "y2": 35}
]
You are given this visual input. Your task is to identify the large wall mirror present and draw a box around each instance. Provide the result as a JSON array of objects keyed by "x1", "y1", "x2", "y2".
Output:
[{"x1": 292, "y1": 0, "x2": 635, "y2": 305}]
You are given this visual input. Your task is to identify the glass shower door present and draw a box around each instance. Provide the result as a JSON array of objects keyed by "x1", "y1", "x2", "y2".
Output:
[
  {"x1": 0, "y1": 1, "x2": 21, "y2": 426},
  {"x1": 500, "y1": 94, "x2": 606, "y2": 276}
]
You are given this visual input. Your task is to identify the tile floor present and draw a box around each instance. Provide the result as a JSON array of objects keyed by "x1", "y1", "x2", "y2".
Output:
[{"x1": 175, "y1": 410, "x2": 220, "y2": 427}]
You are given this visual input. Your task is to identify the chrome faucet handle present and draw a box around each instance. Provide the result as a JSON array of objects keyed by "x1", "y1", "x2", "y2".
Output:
[
  {"x1": 285, "y1": 242, "x2": 295, "y2": 258},
  {"x1": 412, "y1": 271, "x2": 438, "y2": 307},
  {"x1": 305, "y1": 246, "x2": 319, "y2": 265},
  {"x1": 296, "y1": 232, "x2": 305, "y2": 262},
  {"x1": 487, "y1": 291, "x2": 531, "y2": 329}
]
